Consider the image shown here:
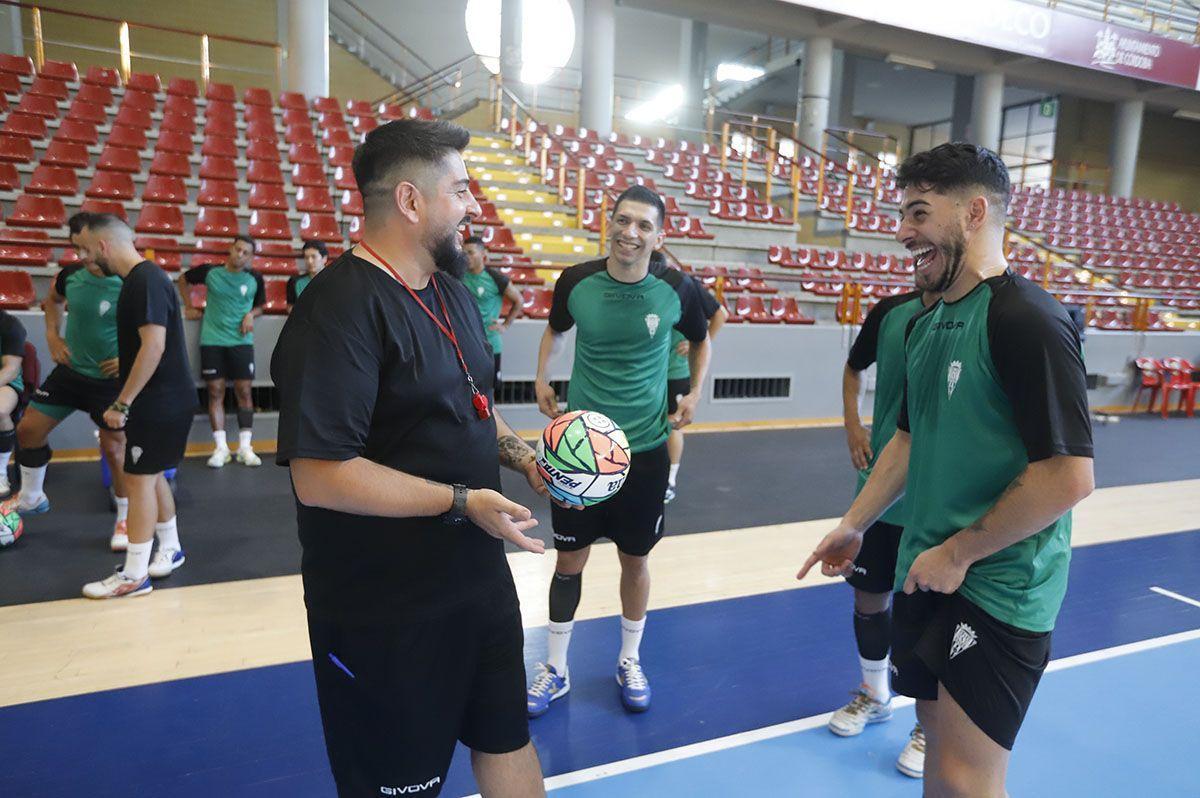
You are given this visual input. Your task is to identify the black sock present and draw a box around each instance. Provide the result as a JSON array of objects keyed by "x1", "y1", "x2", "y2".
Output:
[
  {"x1": 548, "y1": 571, "x2": 582, "y2": 623},
  {"x1": 853, "y1": 609, "x2": 891, "y2": 661},
  {"x1": 236, "y1": 407, "x2": 253, "y2": 430},
  {"x1": 16, "y1": 444, "x2": 51, "y2": 467},
  {"x1": 0, "y1": 429, "x2": 15, "y2": 454}
]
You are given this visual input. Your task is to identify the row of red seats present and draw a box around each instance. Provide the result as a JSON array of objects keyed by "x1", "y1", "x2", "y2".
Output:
[
  {"x1": 769, "y1": 246, "x2": 917, "y2": 274},
  {"x1": 1080, "y1": 252, "x2": 1200, "y2": 272},
  {"x1": 1133, "y1": 357, "x2": 1198, "y2": 417},
  {"x1": 1010, "y1": 197, "x2": 1195, "y2": 224},
  {"x1": 1042, "y1": 231, "x2": 1200, "y2": 252},
  {"x1": 723, "y1": 294, "x2": 815, "y2": 324},
  {"x1": 1014, "y1": 213, "x2": 1199, "y2": 238},
  {"x1": 1016, "y1": 184, "x2": 1179, "y2": 212},
  {"x1": 680, "y1": 265, "x2": 778, "y2": 294},
  {"x1": 1115, "y1": 271, "x2": 1200, "y2": 291}
]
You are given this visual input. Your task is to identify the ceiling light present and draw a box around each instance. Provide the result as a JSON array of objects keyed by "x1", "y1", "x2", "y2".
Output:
[
  {"x1": 885, "y1": 53, "x2": 936, "y2": 71},
  {"x1": 625, "y1": 84, "x2": 685, "y2": 123},
  {"x1": 716, "y1": 63, "x2": 766, "y2": 82}
]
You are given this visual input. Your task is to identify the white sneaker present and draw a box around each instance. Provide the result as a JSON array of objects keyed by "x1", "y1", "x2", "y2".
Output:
[
  {"x1": 896, "y1": 724, "x2": 925, "y2": 778},
  {"x1": 17, "y1": 492, "x2": 50, "y2": 514},
  {"x1": 235, "y1": 448, "x2": 262, "y2": 467},
  {"x1": 207, "y1": 447, "x2": 231, "y2": 468},
  {"x1": 148, "y1": 547, "x2": 186, "y2": 578},
  {"x1": 110, "y1": 520, "x2": 128, "y2": 552},
  {"x1": 0, "y1": 474, "x2": 10, "y2": 496},
  {"x1": 82, "y1": 568, "x2": 152, "y2": 599},
  {"x1": 827, "y1": 685, "x2": 894, "y2": 736}
]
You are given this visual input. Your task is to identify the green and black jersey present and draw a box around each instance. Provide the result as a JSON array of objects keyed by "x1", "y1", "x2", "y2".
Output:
[
  {"x1": 183, "y1": 264, "x2": 266, "y2": 347},
  {"x1": 897, "y1": 271, "x2": 1093, "y2": 632},
  {"x1": 847, "y1": 290, "x2": 926, "y2": 526},
  {"x1": 286, "y1": 273, "x2": 313, "y2": 306},
  {"x1": 550, "y1": 258, "x2": 709, "y2": 453},
  {"x1": 54, "y1": 264, "x2": 122, "y2": 380},
  {"x1": 461, "y1": 267, "x2": 512, "y2": 354},
  {"x1": 667, "y1": 280, "x2": 721, "y2": 380}
]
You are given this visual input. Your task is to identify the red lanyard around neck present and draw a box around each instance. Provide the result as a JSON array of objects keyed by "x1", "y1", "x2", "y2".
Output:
[{"x1": 360, "y1": 242, "x2": 491, "y2": 420}]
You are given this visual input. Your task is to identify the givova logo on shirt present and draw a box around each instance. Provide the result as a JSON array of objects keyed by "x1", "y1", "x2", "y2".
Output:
[
  {"x1": 947, "y1": 360, "x2": 963, "y2": 399},
  {"x1": 644, "y1": 313, "x2": 660, "y2": 337},
  {"x1": 949, "y1": 622, "x2": 977, "y2": 660}
]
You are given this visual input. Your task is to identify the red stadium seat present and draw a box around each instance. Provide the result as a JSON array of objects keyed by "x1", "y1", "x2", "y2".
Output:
[
  {"x1": 287, "y1": 142, "x2": 322, "y2": 164},
  {"x1": 86, "y1": 170, "x2": 135, "y2": 201},
  {"x1": 247, "y1": 159, "x2": 284, "y2": 184},
  {"x1": 0, "y1": 72, "x2": 19, "y2": 96},
  {"x1": 243, "y1": 87, "x2": 273, "y2": 106},
  {"x1": 197, "y1": 179, "x2": 239, "y2": 208},
  {"x1": 133, "y1": 236, "x2": 181, "y2": 270},
  {"x1": 166, "y1": 77, "x2": 197, "y2": 97},
  {"x1": 0, "y1": 270, "x2": 36, "y2": 309},
  {"x1": 43, "y1": 139, "x2": 89, "y2": 168},
  {"x1": 290, "y1": 163, "x2": 327, "y2": 187},
  {"x1": 0, "y1": 162, "x2": 18, "y2": 190},
  {"x1": 201, "y1": 136, "x2": 239, "y2": 159},
  {"x1": 278, "y1": 92, "x2": 307, "y2": 110},
  {"x1": 0, "y1": 134, "x2": 32, "y2": 163},
  {"x1": 120, "y1": 90, "x2": 157, "y2": 112},
  {"x1": 113, "y1": 105, "x2": 151, "y2": 129},
  {"x1": 317, "y1": 111, "x2": 346, "y2": 131},
  {"x1": 27, "y1": 76, "x2": 69, "y2": 101},
  {"x1": 311, "y1": 96, "x2": 341, "y2": 114},
  {"x1": 160, "y1": 112, "x2": 196, "y2": 134},
  {"x1": 246, "y1": 139, "x2": 281, "y2": 162},
  {"x1": 248, "y1": 182, "x2": 289, "y2": 210},
  {"x1": 262, "y1": 279, "x2": 289, "y2": 314},
  {"x1": 255, "y1": 242, "x2": 299, "y2": 275},
  {"x1": 7, "y1": 194, "x2": 66, "y2": 227},
  {"x1": 203, "y1": 116, "x2": 237, "y2": 139},
  {"x1": 347, "y1": 215, "x2": 363, "y2": 243},
  {"x1": 54, "y1": 119, "x2": 99, "y2": 148},
  {"x1": 27, "y1": 165, "x2": 78, "y2": 196},
  {"x1": 206, "y1": 82, "x2": 236, "y2": 102},
  {"x1": 126, "y1": 72, "x2": 162, "y2": 93},
  {"x1": 0, "y1": 54, "x2": 33, "y2": 76},
  {"x1": 150, "y1": 151, "x2": 192, "y2": 177},
  {"x1": 480, "y1": 226, "x2": 522, "y2": 254},
  {"x1": 193, "y1": 207, "x2": 240, "y2": 238},
  {"x1": 339, "y1": 189, "x2": 363, "y2": 216},
  {"x1": 245, "y1": 120, "x2": 279, "y2": 142},
  {"x1": 377, "y1": 102, "x2": 405, "y2": 120},
  {"x1": 80, "y1": 198, "x2": 128, "y2": 220},
  {"x1": 352, "y1": 115, "x2": 378, "y2": 135},
  {"x1": 39, "y1": 59, "x2": 77, "y2": 82},
  {"x1": 154, "y1": 129, "x2": 194, "y2": 154},
  {"x1": 295, "y1": 186, "x2": 333, "y2": 213},
  {"x1": 135, "y1": 204, "x2": 184, "y2": 235},
  {"x1": 74, "y1": 84, "x2": 113, "y2": 109},
  {"x1": 333, "y1": 166, "x2": 357, "y2": 191},
  {"x1": 106, "y1": 124, "x2": 147, "y2": 150},
  {"x1": 83, "y1": 65, "x2": 120, "y2": 87},
  {"x1": 249, "y1": 210, "x2": 293, "y2": 240},
  {"x1": 345, "y1": 99, "x2": 374, "y2": 117},
  {"x1": 521, "y1": 288, "x2": 553, "y2": 319},
  {"x1": 321, "y1": 127, "x2": 352, "y2": 147},
  {"x1": 771, "y1": 296, "x2": 816, "y2": 325},
  {"x1": 163, "y1": 94, "x2": 196, "y2": 117},
  {"x1": 299, "y1": 212, "x2": 341, "y2": 242},
  {"x1": 97, "y1": 145, "x2": 141, "y2": 173},
  {"x1": 284, "y1": 125, "x2": 315, "y2": 147},
  {"x1": 199, "y1": 156, "x2": 237, "y2": 181},
  {"x1": 15, "y1": 93, "x2": 59, "y2": 120},
  {"x1": 2, "y1": 112, "x2": 46, "y2": 139},
  {"x1": 0, "y1": 230, "x2": 50, "y2": 266},
  {"x1": 327, "y1": 145, "x2": 354, "y2": 167},
  {"x1": 206, "y1": 100, "x2": 237, "y2": 120},
  {"x1": 244, "y1": 103, "x2": 275, "y2": 125},
  {"x1": 66, "y1": 98, "x2": 106, "y2": 124},
  {"x1": 282, "y1": 108, "x2": 311, "y2": 127},
  {"x1": 475, "y1": 201, "x2": 502, "y2": 225},
  {"x1": 142, "y1": 174, "x2": 188, "y2": 204}
]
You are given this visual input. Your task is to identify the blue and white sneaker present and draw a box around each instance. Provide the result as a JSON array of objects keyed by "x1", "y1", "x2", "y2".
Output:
[
  {"x1": 527, "y1": 663, "x2": 569, "y2": 717},
  {"x1": 617, "y1": 657, "x2": 651, "y2": 712},
  {"x1": 148, "y1": 548, "x2": 186, "y2": 578},
  {"x1": 82, "y1": 568, "x2": 152, "y2": 600},
  {"x1": 17, "y1": 493, "x2": 50, "y2": 515},
  {"x1": 828, "y1": 686, "x2": 893, "y2": 736}
]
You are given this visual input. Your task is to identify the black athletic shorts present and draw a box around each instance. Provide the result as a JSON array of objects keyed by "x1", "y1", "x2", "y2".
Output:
[
  {"x1": 30, "y1": 365, "x2": 121, "y2": 430},
  {"x1": 891, "y1": 590, "x2": 1051, "y2": 750},
  {"x1": 551, "y1": 442, "x2": 668, "y2": 557},
  {"x1": 200, "y1": 344, "x2": 255, "y2": 381},
  {"x1": 845, "y1": 520, "x2": 904, "y2": 594},
  {"x1": 123, "y1": 409, "x2": 192, "y2": 474},
  {"x1": 307, "y1": 590, "x2": 529, "y2": 798},
  {"x1": 666, "y1": 377, "x2": 691, "y2": 416}
]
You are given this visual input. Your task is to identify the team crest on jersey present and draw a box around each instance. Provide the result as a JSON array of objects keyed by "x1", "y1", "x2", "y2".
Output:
[
  {"x1": 239, "y1": 285, "x2": 249, "y2": 296},
  {"x1": 949, "y1": 622, "x2": 977, "y2": 659},
  {"x1": 477, "y1": 286, "x2": 485, "y2": 296},
  {"x1": 644, "y1": 313, "x2": 660, "y2": 337},
  {"x1": 99, "y1": 300, "x2": 111, "y2": 315},
  {"x1": 131, "y1": 446, "x2": 143, "y2": 464},
  {"x1": 947, "y1": 360, "x2": 963, "y2": 399}
]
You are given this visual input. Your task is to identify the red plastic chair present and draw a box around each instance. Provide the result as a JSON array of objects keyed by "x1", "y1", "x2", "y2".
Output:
[
  {"x1": 206, "y1": 82, "x2": 236, "y2": 102},
  {"x1": 142, "y1": 174, "x2": 188, "y2": 205},
  {"x1": 290, "y1": 163, "x2": 327, "y2": 187},
  {"x1": 126, "y1": 72, "x2": 162, "y2": 93},
  {"x1": 42, "y1": 139, "x2": 89, "y2": 169},
  {"x1": 193, "y1": 207, "x2": 240, "y2": 238},
  {"x1": 321, "y1": 127, "x2": 352, "y2": 147},
  {"x1": 133, "y1": 236, "x2": 180, "y2": 270},
  {"x1": 333, "y1": 166, "x2": 357, "y2": 191},
  {"x1": 0, "y1": 134, "x2": 32, "y2": 164},
  {"x1": 262, "y1": 279, "x2": 289, "y2": 314},
  {"x1": 163, "y1": 95, "x2": 197, "y2": 118},
  {"x1": 80, "y1": 198, "x2": 128, "y2": 220},
  {"x1": 160, "y1": 112, "x2": 196, "y2": 134},
  {"x1": 1159, "y1": 357, "x2": 1199, "y2": 418},
  {"x1": 311, "y1": 96, "x2": 341, "y2": 114},
  {"x1": 150, "y1": 151, "x2": 192, "y2": 178},
  {"x1": 203, "y1": 116, "x2": 237, "y2": 139},
  {"x1": 284, "y1": 123, "x2": 315, "y2": 145},
  {"x1": 771, "y1": 296, "x2": 815, "y2": 325},
  {"x1": 0, "y1": 162, "x2": 18, "y2": 190},
  {"x1": 278, "y1": 92, "x2": 307, "y2": 110},
  {"x1": 7, "y1": 194, "x2": 66, "y2": 228},
  {"x1": 288, "y1": 142, "x2": 322, "y2": 165},
  {"x1": 327, "y1": 145, "x2": 354, "y2": 168},
  {"x1": 28, "y1": 76, "x2": 70, "y2": 101},
  {"x1": 339, "y1": 189, "x2": 363, "y2": 216},
  {"x1": 248, "y1": 160, "x2": 285, "y2": 185},
  {"x1": 201, "y1": 136, "x2": 239, "y2": 159},
  {"x1": 345, "y1": 99, "x2": 374, "y2": 117},
  {"x1": 1133, "y1": 357, "x2": 1164, "y2": 413},
  {"x1": 298, "y1": 212, "x2": 341, "y2": 243},
  {"x1": 166, "y1": 77, "x2": 197, "y2": 97},
  {"x1": 248, "y1": 182, "x2": 290, "y2": 210},
  {"x1": 66, "y1": 98, "x2": 106, "y2": 125},
  {"x1": 120, "y1": 90, "x2": 157, "y2": 112},
  {"x1": 317, "y1": 112, "x2": 346, "y2": 131},
  {"x1": 2, "y1": 112, "x2": 46, "y2": 139},
  {"x1": 197, "y1": 179, "x2": 239, "y2": 208},
  {"x1": 245, "y1": 120, "x2": 279, "y2": 142},
  {"x1": 135, "y1": 204, "x2": 184, "y2": 235},
  {"x1": 39, "y1": 59, "x2": 77, "y2": 82},
  {"x1": 107, "y1": 124, "x2": 147, "y2": 150},
  {"x1": 0, "y1": 230, "x2": 51, "y2": 266},
  {"x1": 249, "y1": 210, "x2": 293, "y2": 240},
  {"x1": 15, "y1": 93, "x2": 59, "y2": 121},
  {"x1": 154, "y1": 129, "x2": 195, "y2": 155},
  {"x1": 95, "y1": 145, "x2": 140, "y2": 173},
  {"x1": 243, "y1": 87, "x2": 273, "y2": 106},
  {"x1": 113, "y1": 105, "x2": 151, "y2": 130},
  {"x1": 0, "y1": 270, "x2": 35, "y2": 309},
  {"x1": 521, "y1": 288, "x2": 553, "y2": 319},
  {"x1": 243, "y1": 141, "x2": 279, "y2": 165},
  {"x1": 0, "y1": 72, "x2": 19, "y2": 96},
  {"x1": 244, "y1": 103, "x2": 275, "y2": 124},
  {"x1": 27, "y1": 165, "x2": 78, "y2": 196},
  {"x1": 86, "y1": 170, "x2": 135, "y2": 201},
  {"x1": 295, "y1": 186, "x2": 333, "y2": 213},
  {"x1": 53, "y1": 118, "x2": 99, "y2": 146},
  {"x1": 255, "y1": 242, "x2": 299, "y2": 275},
  {"x1": 83, "y1": 65, "x2": 120, "y2": 87},
  {"x1": 199, "y1": 156, "x2": 237, "y2": 181},
  {"x1": 0, "y1": 54, "x2": 33, "y2": 77}
]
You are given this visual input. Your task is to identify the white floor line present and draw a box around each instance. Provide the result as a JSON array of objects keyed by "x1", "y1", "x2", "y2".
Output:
[
  {"x1": 1150, "y1": 586, "x2": 1200, "y2": 610},
  {"x1": 468, "y1": 626, "x2": 1200, "y2": 796}
]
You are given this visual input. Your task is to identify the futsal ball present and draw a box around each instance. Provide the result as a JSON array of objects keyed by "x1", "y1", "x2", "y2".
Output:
[
  {"x1": 536, "y1": 410, "x2": 631, "y2": 507},
  {"x1": 0, "y1": 497, "x2": 22, "y2": 548}
]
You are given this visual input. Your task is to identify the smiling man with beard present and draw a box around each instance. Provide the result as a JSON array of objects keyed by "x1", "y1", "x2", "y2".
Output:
[
  {"x1": 800, "y1": 143, "x2": 1094, "y2": 797},
  {"x1": 271, "y1": 119, "x2": 549, "y2": 798}
]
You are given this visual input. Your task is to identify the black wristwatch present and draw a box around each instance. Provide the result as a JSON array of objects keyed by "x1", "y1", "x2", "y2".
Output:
[{"x1": 443, "y1": 483, "x2": 469, "y2": 525}]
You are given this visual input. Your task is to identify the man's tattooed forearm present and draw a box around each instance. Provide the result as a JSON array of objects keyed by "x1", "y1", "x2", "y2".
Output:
[{"x1": 498, "y1": 434, "x2": 535, "y2": 469}]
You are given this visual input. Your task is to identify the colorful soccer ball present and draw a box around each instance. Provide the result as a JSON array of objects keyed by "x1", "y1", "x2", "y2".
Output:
[
  {"x1": 0, "y1": 496, "x2": 23, "y2": 548},
  {"x1": 535, "y1": 410, "x2": 631, "y2": 507}
]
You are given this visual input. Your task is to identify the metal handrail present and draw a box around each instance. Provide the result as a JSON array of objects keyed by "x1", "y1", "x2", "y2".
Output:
[{"x1": 336, "y1": 0, "x2": 436, "y2": 75}]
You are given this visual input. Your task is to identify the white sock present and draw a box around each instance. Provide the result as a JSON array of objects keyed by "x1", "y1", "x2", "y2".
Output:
[
  {"x1": 155, "y1": 516, "x2": 180, "y2": 551},
  {"x1": 19, "y1": 465, "x2": 47, "y2": 500},
  {"x1": 668, "y1": 463, "x2": 680, "y2": 487},
  {"x1": 115, "y1": 496, "x2": 129, "y2": 524},
  {"x1": 238, "y1": 429, "x2": 253, "y2": 450},
  {"x1": 547, "y1": 620, "x2": 574, "y2": 675},
  {"x1": 123, "y1": 539, "x2": 153, "y2": 580},
  {"x1": 213, "y1": 430, "x2": 228, "y2": 451},
  {"x1": 0, "y1": 450, "x2": 11, "y2": 473},
  {"x1": 619, "y1": 616, "x2": 646, "y2": 662},
  {"x1": 860, "y1": 655, "x2": 891, "y2": 702}
]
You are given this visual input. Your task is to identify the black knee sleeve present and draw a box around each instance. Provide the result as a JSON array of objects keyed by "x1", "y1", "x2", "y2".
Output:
[
  {"x1": 0, "y1": 429, "x2": 15, "y2": 454},
  {"x1": 236, "y1": 407, "x2": 253, "y2": 430},
  {"x1": 853, "y1": 609, "x2": 892, "y2": 661},
  {"x1": 548, "y1": 571, "x2": 582, "y2": 623},
  {"x1": 16, "y1": 444, "x2": 51, "y2": 467}
]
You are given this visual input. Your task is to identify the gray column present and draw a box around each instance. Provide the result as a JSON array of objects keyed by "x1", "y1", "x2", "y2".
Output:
[
  {"x1": 500, "y1": 0, "x2": 523, "y2": 95},
  {"x1": 950, "y1": 74, "x2": 974, "y2": 142},
  {"x1": 797, "y1": 36, "x2": 833, "y2": 151},
  {"x1": 970, "y1": 70, "x2": 1004, "y2": 152},
  {"x1": 1110, "y1": 99, "x2": 1144, "y2": 198},
  {"x1": 679, "y1": 21, "x2": 708, "y2": 132},
  {"x1": 287, "y1": 0, "x2": 328, "y2": 99},
  {"x1": 580, "y1": 0, "x2": 615, "y2": 135},
  {"x1": 834, "y1": 50, "x2": 856, "y2": 128},
  {"x1": 0, "y1": 5, "x2": 22, "y2": 57}
]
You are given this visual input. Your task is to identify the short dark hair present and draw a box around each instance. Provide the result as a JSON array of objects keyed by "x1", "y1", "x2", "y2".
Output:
[
  {"x1": 67, "y1": 211, "x2": 94, "y2": 236},
  {"x1": 301, "y1": 239, "x2": 328, "y2": 258},
  {"x1": 612, "y1": 185, "x2": 665, "y2": 227},
  {"x1": 353, "y1": 118, "x2": 472, "y2": 217},
  {"x1": 82, "y1": 213, "x2": 130, "y2": 235},
  {"x1": 463, "y1": 235, "x2": 486, "y2": 248},
  {"x1": 232, "y1": 234, "x2": 257, "y2": 252},
  {"x1": 896, "y1": 142, "x2": 1011, "y2": 214}
]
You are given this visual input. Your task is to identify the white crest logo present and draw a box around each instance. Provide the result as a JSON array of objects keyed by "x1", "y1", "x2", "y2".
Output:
[
  {"x1": 477, "y1": 286, "x2": 485, "y2": 296},
  {"x1": 131, "y1": 446, "x2": 143, "y2": 464},
  {"x1": 98, "y1": 300, "x2": 111, "y2": 315},
  {"x1": 644, "y1": 313, "x2": 660, "y2": 338},
  {"x1": 1092, "y1": 28, "x2": 1120, "y2": 69},
  {"x1": 947, "y1": 360, "x2": 962, "y2": 399},
  {"x1": 239, "y1": 284, "x2": 249, "y2": 296},
  {"x1": 949, "y1": 622, "x2": 978, "y2": 660}
]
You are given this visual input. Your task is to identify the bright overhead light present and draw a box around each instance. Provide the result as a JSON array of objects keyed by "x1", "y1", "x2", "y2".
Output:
[
  {"x1": 625, "y1": 84, "x2": 685, "y2": 123},
  {"x1": 715, "y1": 62, "x2": 765, "y2": 82},
  {"x1": 464, "y1": 0, "x2": 575, "y2": 85},
  {"x1": 885, "y1": 53, "x2": 936, "y2": 71},
  {"x1": 1173, "y1": 109, "x2": 1200, "y2": 122}
]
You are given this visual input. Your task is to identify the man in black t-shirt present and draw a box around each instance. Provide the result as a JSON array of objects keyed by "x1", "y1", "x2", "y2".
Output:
[
  {"x1": 272, "y1": 119, "x2": 548, "y2": 798},
  {"x1": 75, "y1": 214, "x2": 197, "y2": 599}
]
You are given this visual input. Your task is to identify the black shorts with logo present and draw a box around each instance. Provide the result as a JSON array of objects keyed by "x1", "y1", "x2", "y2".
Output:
[
  {"x1": 124, "y1": 409, "x2": 192, "y2": 475},
  {"x1": 200, "y1": 344, "x2": 255, "y2": 381},
  {"x1": 550, "y1": 442, "x2": 669, "y2": 557},
  {"x1": 31, "y1": 365, "x2": 121, "y2": 429},
  {"x1": 307, "y1": 589, "x2": 529, "y2": 798},
  {"x1": 891, "y1": 590, "x2": 1052, "y2": 750},
  {"x1": 845, "y1": 520, "x2": 904, "y2": 594},
  {"x1": 666, "y1": 377, "x2": 691, "y2": 416}
]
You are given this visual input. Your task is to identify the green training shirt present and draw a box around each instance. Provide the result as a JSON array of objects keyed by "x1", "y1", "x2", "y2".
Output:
[
  {"x1": 460, "y1": 267, "x2": 511, "y2": 354},
  {"x1": 550, "y1": 258, "x2": 708, "y2": 453},
  {"x1": 847, "y1": 290, "x2": 926, "y2": 526},
  {"x1": 286, "y1": 274, "x2": 312, "y2": 306},
  {"x1": 896, "y1": 271, "x2": 1093, "y2": 632},
  {"x1": 183, "y1": 264, "x2": 266, "y2": 347},
  {"x1": 54, "y1": 264, "x2": 122, "y2": 380},
  {"x1": 667, "y1": 281, "x2": 720, "y2": 380}
]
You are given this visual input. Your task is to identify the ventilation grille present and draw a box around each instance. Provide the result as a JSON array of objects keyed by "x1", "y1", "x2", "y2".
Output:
[
  {"x1": 495, "y1": 379, "x2": 570, "y2": 405},
  {"x1": 712, "y1": 377, "x2": 791, "y2": 400}
]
